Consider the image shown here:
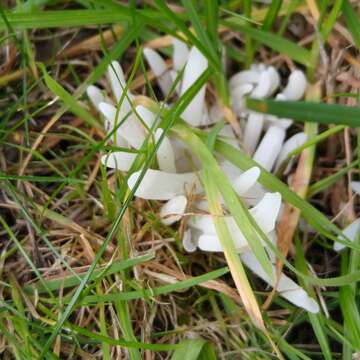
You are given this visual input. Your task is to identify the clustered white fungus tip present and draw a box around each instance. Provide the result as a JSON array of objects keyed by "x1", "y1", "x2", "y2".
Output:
[{"x1": 86, "y1": 38, "x2": 321, "y2": 313}]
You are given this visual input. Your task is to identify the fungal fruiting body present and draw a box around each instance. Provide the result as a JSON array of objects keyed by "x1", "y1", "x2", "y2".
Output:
[{"x1": 86, "y1": 40, "x2": 320, "y2": 314}]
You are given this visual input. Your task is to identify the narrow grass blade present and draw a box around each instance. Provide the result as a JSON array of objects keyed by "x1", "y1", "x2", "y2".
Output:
[
  {"x1": 27, "y1": 254, "x2": 154, "y2": 293},
  {"x1": 287, "y1": 125, "x2": 346, "y2": 157},
  {"x1": 172, "y1": 339, "x2": 217, "y2": 359},
  {"x1": 40, "y1": 64, "x2": 100, "y2": 128},
  {"x1": 342, "y1": 0, "x2": 360, "y2": 50},
  {"x1": 0, "y1": 10, "x2": 132, "y2": 29},
  {"x1": 339, "y1": 284, "x2": 360, "y2": 350},
  {"x1": 308, "y1": 160, "x2": 358, "y2": 197},
  {"x1": 202, "y1": 168, "x2": 265, "y2": 330},
  {"x1": 0, "y1": 216, "x2": 54, "y2": 298},
  {"x1": 246, "y1": 98, "x2": 360, "y2": 127},
  {"x1": 295, "y1": 237, "x2": 332, "y2": 360},
  {"x1": 222, "y1": 19, "x2": 310, "y2": 66},
  {"x1": 0, "y1": 174, "x2": 84, "y2": 183},
  {"x1": 70, "y1": 324, "x2": 181, "y2": 351},
  {"x1": 153, "y1": 0, "x2": 218, "y2": 68},
  {"x1": 77, "y1": 267, "x2": 229, "y2": 304},
  {"x1": 171, "y1": 339, "x2": 207, "y2": 360}
]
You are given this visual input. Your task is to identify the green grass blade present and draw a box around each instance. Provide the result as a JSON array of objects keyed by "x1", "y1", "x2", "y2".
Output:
[
  {"x1": 222, "y1": 19, "x2": 310, "y2": 66},
  {"x1": 152, "y1": 0, "x2": 220, "y2": 70},
  {"x1": 181, "y1": 0, "x2": 218, "y2": 63},
  {"x1": 342, "y1": 0, "x2": 360, "y2": 49},
  {"x1": 27, "y1": 253, "x2": 154, "y2": 293},
  {"x1": 295, "y1": 237, "x2": 332, "y2": 360},
  {"x1": 40, "y1": 64, "x2": 100, "y2": 128},
  {"x1": 201, "y1": 168, "x2": 265, "y2": 330},
  {"x1": 339, "y1": 284, "x2": 360, "y2": 350},
  {"x1": 78, "y1": 267, "x2": 229, "y2": 304},
  {"x1": 247, "y1": 98, "x2": 360, "y2": 127},
  {"x1": 171, "y1": 339, "x2": 207, "y2": 360},
  {"x1": 308, "y1": 160, "x2": 358, "y2": 197},
  {"x1": 0, "y1": 10, "x2": 132, "y2": 29},
  {"x1": 70, "y1": 324, "x2": 181, "y2": 351}
]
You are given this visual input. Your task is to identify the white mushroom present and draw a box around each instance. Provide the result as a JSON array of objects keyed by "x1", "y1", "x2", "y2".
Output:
[
  {"x1": 232, "y1": 166, "x2": 261, "y2": 196},
  {"x1": 101, "y1": 152, "x2": 136, "y2": 172},
  {"x1": 267, "y1": 66, "x2": 280, "y2": 95},
  {"x1": 99, "y1": 102, "x2": 145, "y2": 150},
  {"x1": 180, "y1": 47, "x2": 208, "y2": 126},
  {"x1": 240, "y1": 252, "x2": 319, "y2": 313},
  {"x1": 172, "y1": 37, "x2": 189, "y2": 72},
  {"x1": 135, "y1": 105, "x2": 156, "y2": 129},
  {"x1": 252, "y1": 126, "x2": 286, "y2": 171},
  {"x1": 282, "y1": 70, "x2": 307, "y2": 101},
  {"x1": 251, "y1": 69, "x2": 273, "y2": 99},
  {"x1": 334, "y1": 218, "x2": 360, "y2": 252},
  {"x1": 160, "y1": 195, "x2": 187, "y2": 225},
  {"x1": 128, "y1": 169, "x2": 200, "y2": 200},
  {"x1": 243, "y1": 112, "x2": 265, "y2": 154},
  {"x1": 189, "y1": 192, "x2": 281, "y2": 252},
  {"x1": 143, "y1": 47, "x2": 173, "y2": 97},
  {"x1": 275, "y1": 132, "x2": 307, "y2": 172},
  {"x1": 351, "y1": 181, "x2": 360, "y2": 195},
  {"x1": 87, "y1": 85, "x2": 106, "y2": 111},
  {"x1": 230, "y1": 69, "x2": 261, "y2": 89},
  {"x1": 87, "y1": 52, "x2": 317, "y2": 315},
  {"x1": 183, "y1": 228, "x2": 199, "y2": 253},
  {"x1": 107, "y1": 61, "x2": 133, "y2": 109},
  {"x1": 155, "y1": 128, "x2": 177, "y2": 173}
]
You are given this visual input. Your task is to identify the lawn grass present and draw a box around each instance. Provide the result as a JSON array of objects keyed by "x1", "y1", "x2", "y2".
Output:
[{"x1": 0, "y1": 1, "x2": 360, "y2": 359}]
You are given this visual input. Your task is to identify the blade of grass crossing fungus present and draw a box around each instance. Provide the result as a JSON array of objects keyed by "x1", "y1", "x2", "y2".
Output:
[
  {"x1": 246, "y1": 98, "x2": 360, "y2": 127},
  {"x1": 153, "y1": 0, "x2": 219, "y2": 69},
  {"x1": 172, "y1": 124, "x2": 274, "y2": 282},
  {"x1": 202, "y1": 168, "x2": 265, "y2": 330},
  {"x1": 39, "y1": 69, "x2": 211, "y2": 359},
  {"x1": 287, "y1": 125, "x2": 346, "y2": 157},
  {"x1": 209, "y1": 138, "x2": 360, "y2": 250},
  {"x1": 181, "y1": 0, "x2": 218, "y2": 62}
]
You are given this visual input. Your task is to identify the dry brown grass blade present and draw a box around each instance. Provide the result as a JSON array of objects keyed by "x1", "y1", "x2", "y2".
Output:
[
  {"x1": 305, "y1": 0, "x2": 320, "y2": 21},
  {"x1": 60, "y1": 25, "x2": 123, "y2": 58},
  {"x1": 145, "y1": 261, "x2": 242, "y2": 304},
  {"x1": 35, "y1": 204, "x2": 116, "y2": 255}
]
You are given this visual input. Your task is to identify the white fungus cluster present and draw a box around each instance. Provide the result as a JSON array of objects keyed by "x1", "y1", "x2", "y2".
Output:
[{"x1": 86, "y1": 38, "x2": 320, "y2": 313}]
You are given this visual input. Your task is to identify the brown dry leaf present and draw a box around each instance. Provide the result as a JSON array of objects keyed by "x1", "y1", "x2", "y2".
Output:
[{"x1": 60, "y1": 25, "x2": 123, "y2": 58}]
